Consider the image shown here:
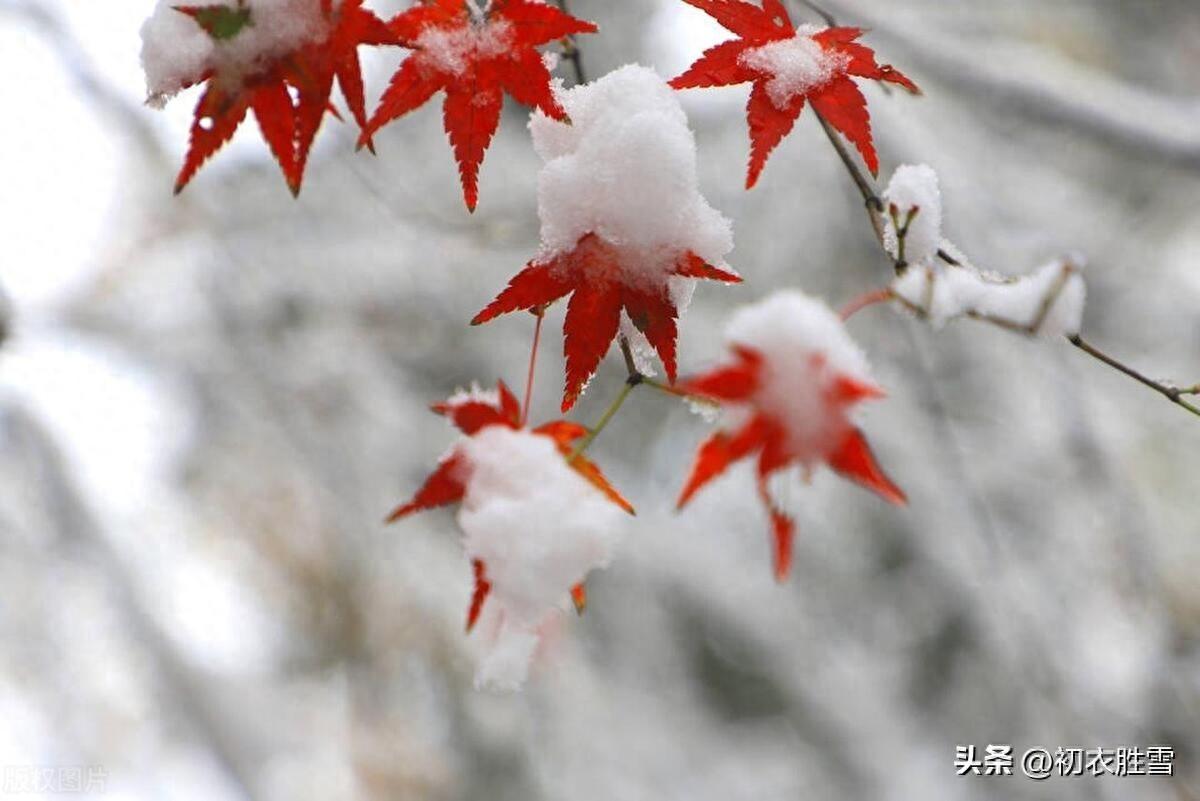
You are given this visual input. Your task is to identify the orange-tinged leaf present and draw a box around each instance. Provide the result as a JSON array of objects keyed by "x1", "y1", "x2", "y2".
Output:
[
  {"x1": 386, "y1": 451, "x2": 467, "y2": 522},
  {"x1": 533, "y1": 419, "x2": 589, "y2": 447},
  {"x1": 828, "y1": 427, "x2": 906, "y2": 505},
  {"x1": 571, "y1": 455, "x2": 636, "y2": 515},
  {"x1": 570, "y1": 582, "x2": 587, "y2": 614}
]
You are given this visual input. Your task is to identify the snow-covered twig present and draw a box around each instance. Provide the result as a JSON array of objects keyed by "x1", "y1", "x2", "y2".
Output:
[{"x1": 792, "y1": 1, "x2": 1200, "y2": 421}]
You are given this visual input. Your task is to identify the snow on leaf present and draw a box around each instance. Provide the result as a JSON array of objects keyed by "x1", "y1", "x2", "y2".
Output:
[
  {"x1": 361, "y1": 0, "x2": 598, "y2": 211},
  {"x1": 143, "y1": 0, "x2": 397, "y2": 194},
  {"x1": 474, "y1": 66, "x2": 739, "y2": 410},
  {"x1": 669, "y1": 1, "x2": 918, "y2": 187},
  {"x1": 677, "y1": 291, "x2": 904, "y2": 580},
  {"x1": 474, "y1": 236, "x2": 740, "y2": 411},
  {"x1": 387, "y1": 382, "x2": 633, "y2": 689}
]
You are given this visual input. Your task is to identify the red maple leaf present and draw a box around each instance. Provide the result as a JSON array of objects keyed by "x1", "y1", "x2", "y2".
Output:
[
  {"x1": 676, "y1": 345, "x2": 905, "y2": 580},
  {"x1": 472, "y1": 234, "x2": 741, "y2": 411},
  {"x1": 387, "y1": 380, "x2": 632, "y2": 630},
  {"x1": 360, "y1": 0, "x2": 597, "y2": 211},
  {"x1": 174, "y1": 0, "x2": 396, "y2": 195},
  {"x1": 668, "y1": 0, "x2": 918, "y2": 188}
]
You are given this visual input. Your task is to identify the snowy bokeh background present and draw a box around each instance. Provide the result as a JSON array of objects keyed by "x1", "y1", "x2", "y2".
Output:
[{"x1": 2, "y1": 0, "x2": 1199, "y2": 799}]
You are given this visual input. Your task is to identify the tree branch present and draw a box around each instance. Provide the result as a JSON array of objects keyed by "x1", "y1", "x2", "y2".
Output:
[
  {"x1": 552, "y1": 0, "x2": 588, "y2": 86},
  {"x1": 795, "y1": 0, "x2": 1200, "y2": 421}
]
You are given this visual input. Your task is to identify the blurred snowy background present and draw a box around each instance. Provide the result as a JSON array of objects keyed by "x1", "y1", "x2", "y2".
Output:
[{"x1": 2, "y1": 0, "x2": 1200, "y2": 799}]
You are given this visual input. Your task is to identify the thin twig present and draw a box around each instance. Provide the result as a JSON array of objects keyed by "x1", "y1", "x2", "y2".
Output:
[
  {"x1": 800, "y1": 2, "x2": 1200, "y2": 421},
  {"x1": 796, "y1": 0, "x2": 836, "y2": 26},
  {"x1": 1068, "y1": 336, "x2": 1200, "y2": 418},
  {"x1": 812, "y1": 111, "x2": 887, "y2": 245},
  {"x1": 552, "y1": 0, "x2": 588, "y2": 85},
  {"x1": 521, "y1": 309, "x2": 544, "y2": 426},
  {"x1": 569, "y1": 378, "x2": 639, "y2": 462},
  {"x1": 840, "y1": 287, "x2": 895, "y2": 320}
]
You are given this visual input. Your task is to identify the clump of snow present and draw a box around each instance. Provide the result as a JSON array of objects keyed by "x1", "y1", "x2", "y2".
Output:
[
  {"x1": 441, "y1": 383, "x2": 501, "y2": 413},
  {"x1": 140, "y1": 0, "x2": 330, "y2": 104},
  {"x1": 414, "y1": 20, "x2": 514, "y2": 77},
  {"x1": 725, "y1": 290, "x2": 875, "y2": 463},
  {"x1": 456, "y1": 427, "x2": 627, "y2": 690},
  {"x1": 739, "y1": 25, "x2": 849, "y2": 109},
  {"x1": 530, "y1": 64, "x2": 735, "y2": 284},
  {"x1": 880, "y1": 164, "x2": 1087, "y2": 337},
  {"x1": 883, "y1": 164, "x2": 942, "y2": 266},
  {"x1": 893, "y1": 258, "x2": 1086, "y2": 337}
]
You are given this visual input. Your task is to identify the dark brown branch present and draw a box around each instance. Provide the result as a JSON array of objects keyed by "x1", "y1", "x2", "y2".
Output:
[
  {"x1": 552, "y1": 0, "x2": 588, "y2": 86},
  {"x1": 1068, "y1": 336, "x2": 1200, "y2": 418}
]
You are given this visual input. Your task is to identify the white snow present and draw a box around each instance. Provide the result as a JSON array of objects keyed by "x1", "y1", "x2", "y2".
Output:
[
  {"x1": 724, "y1": 290, "x2": 876, "y2": 464},
  {"x1": 530, "y1": 64, "x2": 735, "y2": 287},
  {"x1": 892, "y1": 258, "x2": 1086, "y2": 337},
  {"x1": 883, "y1": 164, "x2": 942, "y2": 266},
  {"x1": 140, "y1": 0, "x2": 330, "y2": 105},
  {"x1": 881, "y1": 164, "x2": 1086, "y2": 337},
  {"x1": 738, "y1": 25, "x2": 849, "y2": 109},
  {"x1": 456, "y1": 427, "x2": 627, "y2": 690},
  {"x1": 441, "y1": 383, "x2": 501, "y2": 414},
  {"x1": 414, "y1": 20, "x2": 514, "y2": 77}
]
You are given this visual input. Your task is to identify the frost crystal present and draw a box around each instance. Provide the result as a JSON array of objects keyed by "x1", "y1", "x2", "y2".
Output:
[
  {"x1": 456, "y1": 427, "x2": 626, "y2": 690},
  {"x1": 738, "y1": 25, "x2": 849, "y2": 109},
  {"x1": 530, "y1": 64, "x2": 735, "y2": 287}
]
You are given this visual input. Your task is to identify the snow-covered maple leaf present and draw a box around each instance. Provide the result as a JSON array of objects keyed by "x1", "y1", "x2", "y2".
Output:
[
  {"x1": 669, "y1": 0, "x2": 918, "y2": 187},
  {"x1": 472, "y1": 65, "x2": 739, "y2": 411},
  {"x1": 360, "y1": 0, "x2": 598, "y2": 211},
  {"x1": 473, "y1": 235, "x2": 740, "y2": 411},
  {"x1": 143, "y1": 0, "x2": 396, "y2": 195},
  {"x1": 387, "y1": 380, "x2": 633, "y2": 635},
  {"x1": 677, "y1": 291, "x2": 905, "y2": 580}
]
